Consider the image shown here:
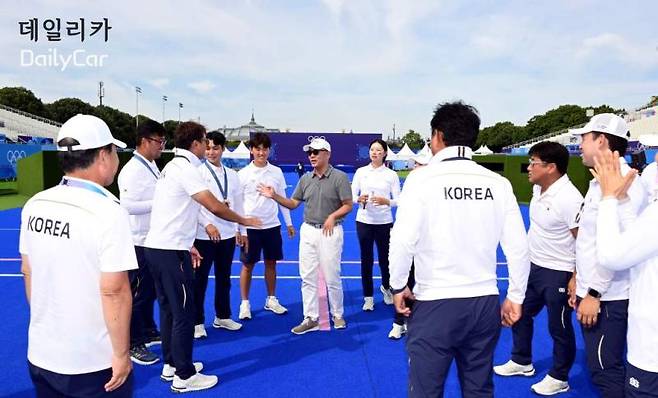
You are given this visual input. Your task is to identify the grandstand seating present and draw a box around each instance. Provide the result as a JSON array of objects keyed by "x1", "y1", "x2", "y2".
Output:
[
  {"x1": 0, "y1": 104, "x2": 60, "y2": 141},
  {"x1": 505, "y1": 106, "x2": 658, "y2": 153},
  {"x1": 627, "y1": 106, "x2": 658, "y2": 140}
]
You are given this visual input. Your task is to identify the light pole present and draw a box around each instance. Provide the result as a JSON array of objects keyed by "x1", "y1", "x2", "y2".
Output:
[
  {"x1": 178, "y1": 102, "x2": 183, "y2": 123},
  {"x1": 98, "y1": 81, "x2": 104, "y2": 106},
  {"x1": 135, "y1": 86, "x2": 142, "y2": 130},
  {"x1": 162, "y1": 95, "x2": 168, "y2": 122}
]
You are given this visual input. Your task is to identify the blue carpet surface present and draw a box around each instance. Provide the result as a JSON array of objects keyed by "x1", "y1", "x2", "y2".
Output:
[{"x1": 0, "y1": 172, "x2": 598, "y2": 397}]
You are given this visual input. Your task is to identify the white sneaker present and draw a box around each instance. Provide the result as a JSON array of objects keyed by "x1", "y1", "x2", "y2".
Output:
[
  {"x1": 493, "y1": 360, "x2": 535, "y2": 377},
  {"x1": 171, "y1": 372, "x2": 218, "y2": 393},
  {"x1": 239, "y1": 301, "x2": 252, "y2": 320},
  {"x1": 362, "y1": 297, "x2": 374, "y2": 311},
  {"x1": 213, "y1": 317, "x2": 243, "y2": 331},
  {"x1": 531, "y1": 375, "x2": 569, "y2": 395},
  {"x1": 388, "y1": 323, "x2": 406, "y2": 339},
  {"x1": 161, "y1": 362, "x2": 204, "y2": 382},
  {"x1": 193, "y1": 324, "x2": 207, "y2": 339},
  {"x1": 264, "y1": 296, "x2": 288, "y2": 314},
  {"x1": 381, "y1": 285, "x2": 394, "y2": 305}
]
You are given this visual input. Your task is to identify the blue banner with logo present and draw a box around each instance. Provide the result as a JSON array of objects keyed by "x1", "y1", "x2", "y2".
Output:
[
  {"x1": 250, "y1": 132, "x2": 381, "y2": 167},
  {"x1": 0, "y1": 144, "x2": 42, "y2": 180}
]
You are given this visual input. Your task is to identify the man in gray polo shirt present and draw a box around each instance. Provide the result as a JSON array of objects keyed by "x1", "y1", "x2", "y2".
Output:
[{"x1": 258, "y1": 138, "x2": 353, "y2": 334}]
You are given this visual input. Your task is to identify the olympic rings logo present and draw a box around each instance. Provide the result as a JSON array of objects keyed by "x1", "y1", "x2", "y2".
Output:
[
  {"x1": 6, "y1": 150, "x2": 27, "y2": 165},
  {"x1": 307, "y1": 135, "x2": 326, "y2": 142}
]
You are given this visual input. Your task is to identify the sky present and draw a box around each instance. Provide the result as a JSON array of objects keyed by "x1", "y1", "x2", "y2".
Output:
[{"x1": 1, "y1": 0, "x2": 657, "y2": 138}]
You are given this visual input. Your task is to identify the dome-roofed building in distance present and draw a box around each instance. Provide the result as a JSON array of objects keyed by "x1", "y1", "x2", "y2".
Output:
[{"x1": 218, "y1": 111, "x2": 280, "y2": 142}]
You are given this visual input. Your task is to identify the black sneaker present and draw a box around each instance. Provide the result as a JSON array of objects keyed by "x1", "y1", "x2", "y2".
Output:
[
  {"x1": 144, "y1": 331, "x2": 161, "y2": 347},
  {"x1": 130, "y1": 344, "x2": 160, "y2": 365}
]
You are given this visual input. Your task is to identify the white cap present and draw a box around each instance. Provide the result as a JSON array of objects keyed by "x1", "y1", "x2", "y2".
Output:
[
  {"x1": 411, "y1": 151, "x2": 432, "y2": 165},
  {"x1": 570, "y1": 113, "x2": 630, "y2": 141},
  {"x1": 302, "y1": 137, "x2": 331, "y2": 152},
  {"x1": 57, "y1": 114, "x2": 127, "y2": 151}
]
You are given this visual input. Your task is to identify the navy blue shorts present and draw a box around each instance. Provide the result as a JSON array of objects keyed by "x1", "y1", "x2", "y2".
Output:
[
  {"x1": 28, "y1": 361, "x2": 133, "y2": 398},
  {"x1": 240, "y1": 226, "x2": 284, "y2": 264}
]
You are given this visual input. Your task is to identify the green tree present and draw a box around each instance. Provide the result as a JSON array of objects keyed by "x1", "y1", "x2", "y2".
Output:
[
  {"x1": 525, "y1": 104, "x2": 625, "y2": 140},
  {"x1": 647, "y1": 96, "x2": 658, "y2": 108},
  {"x1": 591, "y1": 104, "x2": 623, "y2": 115},
  {"x1": 163, "y1": 120, "x2": 178, "y2": 148},
  {"x1": 475, "y1": 129, "x2": 490, "y2": 149},
  {"x1": 45, "y1": 98, "x2": 95, "y2": 123},
  {"x1": 480, "y1": 122, "x2": 526, "y2": 152},
  {"x1": 94, "y1": 105, "x2": 136, "y2": 148},
  {"x1": 525, "y1": 105, "x2": 587, "y2": 139},
  {"x1": 401, "y1": 130, "x2": 425, "y2": 151},
  {"x1": 0, "y1": 87, "x2": 50, "y2": 118}
]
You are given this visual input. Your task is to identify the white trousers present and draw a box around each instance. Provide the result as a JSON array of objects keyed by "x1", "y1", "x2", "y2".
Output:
[{"x1": 299, "y1": 222, "x2": 344, "y2": 320}]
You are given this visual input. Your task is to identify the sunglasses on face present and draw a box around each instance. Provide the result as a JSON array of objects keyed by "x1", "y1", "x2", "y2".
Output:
[{"x1": 306, "y1": 149, "x2": 325, "y2": 156}]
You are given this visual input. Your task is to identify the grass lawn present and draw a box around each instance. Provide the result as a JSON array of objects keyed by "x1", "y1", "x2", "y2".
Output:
[
  {"x1": 0, "y1": 181, "x2": 26, "y2": 210},
  {"x1": 396, "y1": 170, "x2": 410, "y2": 179}
]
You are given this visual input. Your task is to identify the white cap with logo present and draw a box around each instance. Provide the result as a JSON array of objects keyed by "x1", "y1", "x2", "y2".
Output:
[
  {"x1": 302, "y1": 138, "x2": 331, "y2": 152},
  {"x1": 570, "y1": 113, "x2": 630, "y2": 141},
  {"x1": 57, "y1": 114, "x2": 127, "y2": 151}
]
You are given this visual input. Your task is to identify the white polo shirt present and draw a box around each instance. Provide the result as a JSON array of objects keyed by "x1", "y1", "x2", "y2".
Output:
[
  {"x1": 19, "y1": 177, "x2": 138, "y2": 374},
  {"x1": 597, "y1": 198, "x2": 658, "y2": 372},
  {"x1": 575, "y1": 158, "x2": 646, "y2": 300},
  {"x1": 640, "y1": 162, "x2": 657, "y2": 202},
  {"x1": 117, "y1": 151, "x2": 161, "y2": 246},
  {"x1": 237, "y1": 161, "x2": 292, "y2": 233},
  {"x1": 389, "y1": 146, "x2": 530, "y2": 304},
  {"x1": 196, "y1": 161, "x2": 243, "y2": 241},
  {"x1": 351, "y1": 163, "x2": 401, "y2": 224},
  {"x1": 144, "y1": 148, "x2": 207, "y2": 251},
  {"x1": 528, "y1": 174, "x2": 583, "y2": 272}
]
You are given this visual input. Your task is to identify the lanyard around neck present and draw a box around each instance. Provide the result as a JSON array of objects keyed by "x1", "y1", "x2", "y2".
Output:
[
  {"x1": 60, "y1": 177, "x2": 117, "y2": 203},
  {"x1": 205, "y1": 160, "x2": 228, "y2": 200},
  {"x1": 132, "y1": 154, "x2": 159, "y2": 179}
]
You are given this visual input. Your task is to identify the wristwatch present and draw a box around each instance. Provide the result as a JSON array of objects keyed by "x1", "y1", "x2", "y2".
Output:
[
  {"x1": 391, "y1": 286, "x2": 407, "y2": 295},
  {"x1": 587, "y1": 288, "x2": 602, "y2": 299}
]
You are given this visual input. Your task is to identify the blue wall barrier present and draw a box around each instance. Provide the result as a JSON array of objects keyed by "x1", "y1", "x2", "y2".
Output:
[{"x1": 0, "y1": 144, "x2": 44, "y2": 180}]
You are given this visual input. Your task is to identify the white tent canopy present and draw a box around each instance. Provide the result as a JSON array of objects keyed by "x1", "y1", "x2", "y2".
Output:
[
  {"x1": 474, "y1": 145, "x2": 494, "y2": 155},
  {"x1": 386, "y1": 149, "x2": 398, "y2": 161},
  {"x1": 395, "y1": 143, "x2": 416, "y2": 160},
  {"x1": 224, "y1": 141, "x2": 251, "y2": 159},
  {"x1": 417, "y1": 143, "x2": 431, "y2": 156},
  {"x1": 639, "y1": 134, "x2": 658, "y2": 147}
]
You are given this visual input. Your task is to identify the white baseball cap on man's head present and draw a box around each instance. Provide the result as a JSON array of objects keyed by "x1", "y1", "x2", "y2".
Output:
[
  {"x1": 57, "y1": 114, "x2": 127, "y2": 151},
  {"x1": 570, "y1": 113, "x2": 630, "y2": 141},
  {"x1": 302, "y1": 138, "x2": 331, "y2": 152}
]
